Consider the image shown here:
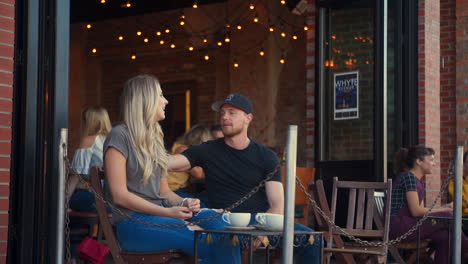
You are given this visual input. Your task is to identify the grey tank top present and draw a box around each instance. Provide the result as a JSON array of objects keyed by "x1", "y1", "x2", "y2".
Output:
[{"x1": 103, "y1": 124, "x2": 167, "y2": 224}]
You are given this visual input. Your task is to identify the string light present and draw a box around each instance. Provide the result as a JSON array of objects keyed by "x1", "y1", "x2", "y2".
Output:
[
  {"x1": 224, "y1": 32, "x2": 231, "y2": 43},
  {"x1": 269, "y1": 25, "x2": 274, "y2": 32},
  {"x1": 280, "y1": 0, "x2": 286, "y2": 4},
  {"x1": 225, "y1": 24, "x2": 231, "y2": 28},
  {"x1": 118, "y1": 35, "x2": 124, "y2": 40},
  {"x1": 100, "y1": 0, "x2": 105, "y2": 3},
  {"x1": 156, "y1": 31, "x2": 162, "y2": 36},
  {"x1": 259, "y1": 48, "x2": 265, "y2": 56},
  {"x1": 303, "y1": 24, "x2": 309, "y2": 31},
  {"x1": 203, "y1": 37, "x2": 208, "y2": 43},
  {"x1": 136, "y1": 31, "x2": 142, "y2": 36},
  {"x1": 249, "y1": 3, "x2": 255, "y2": 10},
  {"x1": 236, "y1": 24, "x2": 242, "y2": 30},
  {"x1": 292, "y1": 34, "x2": 298, "y2": 40},
  {"x1": 91, "y1": 48, "x2": 97, "y2": 53},
  {"x1": 86, "y1": 24, "x2": 92, "y2": 29},
  {"x1": 253, "y1": 14, "x2": 259, "y2": 23},
  {"x1": 192, "y1": 0, "x2": 198, "y2": 8},
  {"x1": 125, "y1": 1, "x2": 131, "y2": 8},
  {"x1": 159, "y1": 40, "x2": 165, "y2": 45},
  {"x1": 217, "y1": 41, "x2": 223, "y2": 46},
  {"x1": 279, "y1": 56, "x2": 285, "y2": 64},
  {"x1": 204, "y1": 55, "x2": 210, "y2": 60},
  {"x1": 131, "y1": 54, "x2": 136, "y2": 60},
  {"x1": 170, "y1": 43, "x2": 176, "y2": 48},
  {"x1": 233, "y1": 60, "x2": 239, "y2": 68},
  {"x1": 281, "y1": 32, "x2": 286, "y2": 37},
  {"x1": 165, "y1": 27, "x2": 170, "y2": 33},
  {"x1": 144, "y1": 38, "x2": 149, "y2": 43},
  {"x1": 188, "y1": 45, "x2": 194, "y2": 51},
  {"x1": 179, "y1": 14, "x2": 186, "y2": 26}
]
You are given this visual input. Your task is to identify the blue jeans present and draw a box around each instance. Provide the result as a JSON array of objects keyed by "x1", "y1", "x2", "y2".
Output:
[
  {"x1": 249, "y1": 214, "x2": 321, "y2": 264},
  {"x1": 117, "y1": 209, "x2": 240, "y2": 264},
  {"x1": 174, "y1": 188, "x2": 210, "y2": 208}
]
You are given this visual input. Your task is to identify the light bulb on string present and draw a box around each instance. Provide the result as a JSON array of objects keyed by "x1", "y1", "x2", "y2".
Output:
[
  {"x1": 249, "y1": 3, "x2": 255, "y2": 10},
  {"x1": 280, "y1": 0, "x2": 286, "y2": 4},
  {"x1": 159, "y1": 40, "x2": 165, "y2": 45},
  {"x1": 279, "y1": 56, "x2": 285, "y2": 64},
  {"x1": 118, "y1": 35, "x2": 124, "y2": 40},
  {"x1": 192, "y1": 0, "x2": 198, "y2": 8},
  {"x1": 179, "y1": 14, "x2": 186, "y2": 26},
  {"x1": 86, "y1": 24, "x2": 92, "y2": 29},
  {"x1": 217, "y1": 41, "x2": 223, "y2": 46},
  {"x1": 233, "y1": 60, "x2": 239, "y2": 68},
  {"x1": 236, "y1": 24, "x2": 242, "y2": 30},
  {"x1": 125, "y1": 1, "x2": 131, "y2": 8},
  {"x1": 131, "y1": 54, "x2": 136, "y2": 60},
  {"x1": 281, "y1": 31, "x2": 286, "y2": 37},
  {"x1": 136, "y1": 31, "x2": 142, "y2": 36},
  {"x1": 91, "y1": 48, "x2": 97, "y2": 53},
  {"x1": 303, "y1": 24, "x2": 309, "y2": 31},
  {"x1": 269, "y1": 25, "x2": 274, "y2": 32},
  {"x1": 224, "y1": 31, "x2": 231, "y2": 43},
  {"x1": 156, "y1": 31, "x2": 162, "y2": 36},
  {"x1": 253, "y1": 14, "x2": 259, "y2": 23},
  {"x1": 165, "y1": 27, "x2": 170, "y2": 34},
  {"x1": 225, "y1": 24, "x2": 231, "y2": 28},
  {"x1": 188, "y1": 45, "x2": 194, "y2": 51},
  {"x1": 203, "y1": 37, "x2": 208, "y2": 43},
  {"x1": 170, "y1": 43, "x2": 176, "y2": 49},
  {"x1": 259, "y1": 48, "x2": 265, "y2": 56},
  {"x1": 204, "y1": 55, "x2": 210, "y2": 61},
  {"x1": 292, "y1": 34, "x2": 298, "y2": 40},
  {"x1": 100, "y1": 0, "x2": 105, "y2": 3},
  {"x1": 144, "y1": 38, "x2": 149, "y2": 43}
]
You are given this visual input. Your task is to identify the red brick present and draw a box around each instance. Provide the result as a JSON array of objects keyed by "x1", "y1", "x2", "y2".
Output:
[
  {"x1": 0, "y1": 241, "x2": 6, "y2": 255},
  {"x1": 0, "y1": 142, "x2": 10, "y2": 155},
  {"x1": 0, "y1": 228, "x2": 7, "y2": 240},
  {"x1": 0, "y1": 86, "x2": 11, "y2": 98},
  {"x1": 0, "y1": 58, "x2": 13, "y2": 72},
  {"x1": 0, "y1": 17, "x2": 13, "y2": 32},
  {"x1": 0, "y1": 72, "x2": 12, "y2": 86},
  {"x1": 0, "y1": 31, "x2": 13, "y2": 46},
  {"x1": 0, "y1": 113, "x2": 11, "y2": 126},
  {"x1": 0, "y1": 157, "x2": 9, "y2": 168},
  {"x1": 0, "y1": 45, "x2": 13, "y2": 58},
  {"x1": 0, "y1": 4, "x2": 14, "y2": 19},
  {"x1": 0, "y1": 172, "x2": 9, "y2": 185},
  {"x1": 0, "y1": 99, "x2": 11, "y2": 112},
  {"x1": 0, "y1": 199, "x2": 8, "y2": 210},
  {"x1": 0, "y1": 213, "x2": 8, "y2": 226}
]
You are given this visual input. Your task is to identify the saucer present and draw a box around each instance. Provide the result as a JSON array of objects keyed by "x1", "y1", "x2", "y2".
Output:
[
  {"x1": 225, "y1": 225, "x2": 256, "y2": 231},
  {"x1": 253, "y1": 225, "x2": 283, "y2": 232}
]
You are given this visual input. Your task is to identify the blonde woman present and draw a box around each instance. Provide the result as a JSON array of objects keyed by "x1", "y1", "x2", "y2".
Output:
[
  {"x1": 104, "y1": 75, "x2": 240, "y2": 263},
  {"x1": 67, "y1": 106, "x2": 111, "y2": 212},
  {"x1": 168, "y1": 124, "x2": 212, "y2": 207}
]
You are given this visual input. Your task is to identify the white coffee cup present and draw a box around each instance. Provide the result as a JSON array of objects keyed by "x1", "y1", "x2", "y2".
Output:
[
  {"x1": 222, "y1": 212, "x2": 251, "y2": 227},
  {"x1": 255, "y1": 213, "x2": 284, "y2": 230}
]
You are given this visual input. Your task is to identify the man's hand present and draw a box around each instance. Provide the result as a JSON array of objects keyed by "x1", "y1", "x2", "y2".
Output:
[
  {"x1": 184, "y1": 198, "x2": 201, "y2": 212},
  {"x1": 253, "y1": 236, "x2": 266, "y2": 250}
]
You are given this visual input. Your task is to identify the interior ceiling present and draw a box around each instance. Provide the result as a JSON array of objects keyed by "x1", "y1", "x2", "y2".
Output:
[{"x1": 71, "y1": 0, "x2": 227, "y2": 23}]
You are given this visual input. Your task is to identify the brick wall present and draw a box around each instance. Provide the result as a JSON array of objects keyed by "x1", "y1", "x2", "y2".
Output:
[
  {"x1": 455, "y1": 0, "x2": 468, "y2": 149},
  {"x1": 440, "y1": 0, "x2": 456, "y2": 188},
  {"x1": 418, "y1": 0, "x2": 441, "y2": 203},
  {"x1": 0, "y1": 0, "x2": 14, "y2": 262},
  {"x1": 305, "y1": 0, "x2": 316, "y2": 167}
]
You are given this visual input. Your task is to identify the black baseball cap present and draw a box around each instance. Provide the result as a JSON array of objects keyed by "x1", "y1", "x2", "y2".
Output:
[{"x1": 211, "y1": 93, "x2": 253, "y2": 114}]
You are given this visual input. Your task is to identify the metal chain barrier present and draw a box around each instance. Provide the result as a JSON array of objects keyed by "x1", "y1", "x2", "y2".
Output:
[
  {"x1": 63, "y1": 154, "x2": 281, "y2": 229},
  {"x1": 295, "y1": 162, "x2": 456, "y2": 247}
]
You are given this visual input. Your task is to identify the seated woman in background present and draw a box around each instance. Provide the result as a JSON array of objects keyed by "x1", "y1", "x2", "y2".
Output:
[
  {"x1": 390, "y1": 146, "x2": 468, "y2": 264},
  {"x1": 168, "y1": 124, "x2": 212, "y2": 207},
  {"x1": 448, "y1": 150, "x2": 468, "y2": 215},
  {"x1": 67, "y1": 106, "x2": 111, "y2": 212},
  {"x1": 104, "y1": 74, "x2": 240, "y2": 263}
]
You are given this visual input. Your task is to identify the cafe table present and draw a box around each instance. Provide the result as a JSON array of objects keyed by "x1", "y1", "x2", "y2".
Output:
[
  {"x1": 193, "y1": 228, "x2": 323, "y2": 264},
  {"x1": 416, "y1": 215, "x2": 468, "y2": 264}
]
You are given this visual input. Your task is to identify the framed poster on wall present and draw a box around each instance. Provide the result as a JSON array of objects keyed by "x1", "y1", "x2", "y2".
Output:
[{"x1": 334, "y1": 71, "x2": 359, "y2": 120}]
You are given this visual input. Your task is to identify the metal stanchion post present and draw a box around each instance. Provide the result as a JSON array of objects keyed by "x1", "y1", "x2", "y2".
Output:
[
  {"x1": 56, "y1": 128, "x2": 67, "y2": 263},
  {"x1": 453, "y1": 146, "x2": 464, "y2": 264},
  {"x1": 282, "y1": 125, "x2": 297, "y2": 264}
]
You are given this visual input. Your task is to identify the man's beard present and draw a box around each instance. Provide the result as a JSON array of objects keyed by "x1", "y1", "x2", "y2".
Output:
[{"x1": 222, "y1": 126, "x2": 243, "y2": 137}]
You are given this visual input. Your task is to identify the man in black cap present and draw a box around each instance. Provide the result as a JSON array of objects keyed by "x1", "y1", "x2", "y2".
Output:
[{"x1": 169, "y1": 93, "x2": 320, "y2": 263}]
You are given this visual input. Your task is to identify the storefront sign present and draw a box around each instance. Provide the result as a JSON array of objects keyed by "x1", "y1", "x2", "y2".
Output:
[{"x1": 334, "y1": 71, "x2": 359, "y2": 120}]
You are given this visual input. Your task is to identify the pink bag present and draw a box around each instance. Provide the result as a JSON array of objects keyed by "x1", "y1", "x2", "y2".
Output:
[{"x1": 77, "y1": 236, "x2": 110, "y2": 264}]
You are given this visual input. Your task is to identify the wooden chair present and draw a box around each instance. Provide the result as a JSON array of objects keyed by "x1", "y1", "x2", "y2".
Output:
[
  {"x1": 310, "y1": 179, "x2": 356, "y2": 264},
  {"x1": 374, "y1": 191, "x2": 433, "y2": 264},
  {"x1": 324, "y1": 177, "x2": 393, "y2": 264},
  {"x1": 281, "y1": 167, "x2": 315, "y2": 226},
  {"x1": 89, "y1": 167, "x2": 191, "y2": 264}
]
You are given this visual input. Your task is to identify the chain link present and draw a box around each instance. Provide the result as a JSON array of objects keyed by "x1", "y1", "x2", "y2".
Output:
[
  {"x1": 63, "y1": 143, "x2": 72, "y2": 264},
  {"x1": 295, "y1": 162, "x2": 456, "y2": 247},
  {"x1": 64, "y1": 155, "x2": 281, "y2": 229}
]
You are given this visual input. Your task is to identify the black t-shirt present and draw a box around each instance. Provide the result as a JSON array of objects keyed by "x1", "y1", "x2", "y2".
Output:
[{"x1": 182, "y1": 138, "x2": 282, "y2": 213}]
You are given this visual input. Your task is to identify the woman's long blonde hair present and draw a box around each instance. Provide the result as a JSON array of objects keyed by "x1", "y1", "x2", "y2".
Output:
[
  {"x1": 121, "y1": 74, "x2": 168, "y2": 184},
  {"x1": 82, "y1": 106, "x2": 112, "y2": 138}
]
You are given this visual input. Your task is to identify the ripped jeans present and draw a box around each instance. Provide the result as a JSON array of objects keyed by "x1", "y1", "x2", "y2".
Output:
[{"x1": 117, "y1": 209, "x2": 241, "y2": 264}]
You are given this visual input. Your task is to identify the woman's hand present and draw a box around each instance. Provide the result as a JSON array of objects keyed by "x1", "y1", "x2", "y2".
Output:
[
  {"x1": 184, "y1": 198, "x2": 201, "y2": 213},
  {"x1": 167, "y1": 206, "x2": 193, "y2": 220}
]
